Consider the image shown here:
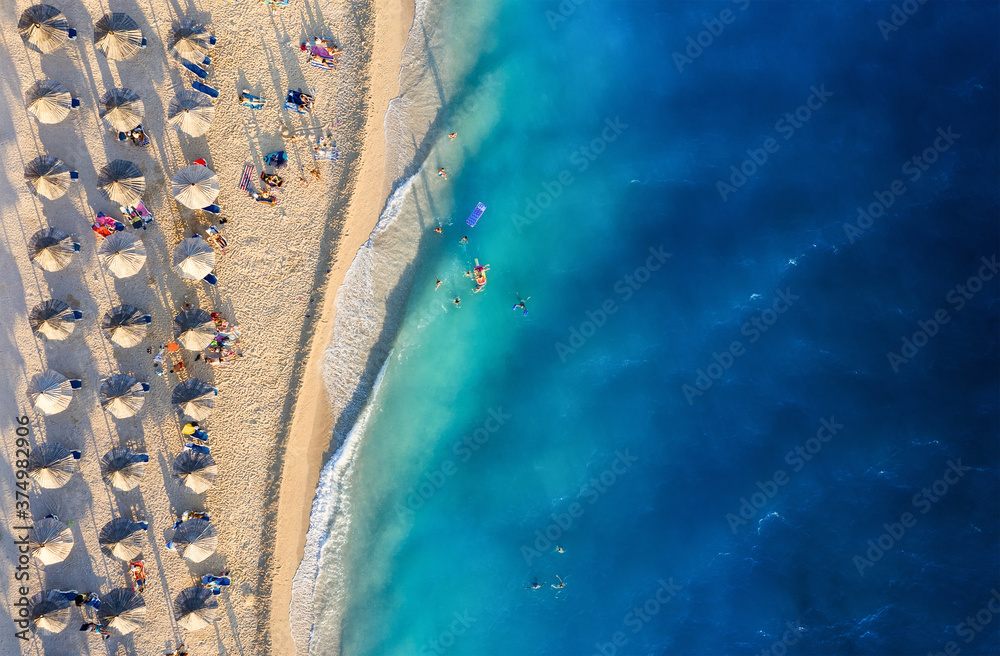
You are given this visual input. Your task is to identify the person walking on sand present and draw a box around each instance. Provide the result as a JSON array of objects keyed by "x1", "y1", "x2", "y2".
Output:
[
  {"x1": 438, "y1": 168, "x2": 447, "y2": 180},
  {"x1": 552, "y1": 575, "x2": 565, "y2": 589}
]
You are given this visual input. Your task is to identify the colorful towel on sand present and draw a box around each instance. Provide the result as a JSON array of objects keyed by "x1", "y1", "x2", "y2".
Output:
[{"x1": 239, "y1": 164, "x2": 254, "y2": 192}]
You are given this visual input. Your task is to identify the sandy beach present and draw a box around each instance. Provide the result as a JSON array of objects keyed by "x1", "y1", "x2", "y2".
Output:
[{"x1": 0, "y1": 0, "x2": 413, "y2": 654}]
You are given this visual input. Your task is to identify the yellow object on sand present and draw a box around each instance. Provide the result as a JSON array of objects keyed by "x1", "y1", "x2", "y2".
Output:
[{"x1": 182, "y1": 423, "x2": 197, "y2": 435}]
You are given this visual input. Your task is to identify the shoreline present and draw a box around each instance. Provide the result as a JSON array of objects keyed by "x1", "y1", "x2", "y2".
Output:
[{"x1": 266, "y1": 0, "x2": 416, "y2": 653}]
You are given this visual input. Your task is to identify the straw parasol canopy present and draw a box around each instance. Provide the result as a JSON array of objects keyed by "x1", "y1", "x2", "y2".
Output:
[
  {"x1": 101, "y1": 304, "x2": 150, "y2": 347},
  {"x1": 101, "y1": 447, "x2": 149, "y2": 491},
  {"x1": 24, "y1": 156, "x2": 73, "y2": 200},
  {"x1": 174, "y1": 308, "x2": 217, "y2": 350},
  {"x1": 26, "y1": 80, "x2": 73, "y2": 124},
  {"x1": 94, "y1": 13, "x2": 143, "y2": 61},
  {"x1": 99, "y1": 87, "x2": 143, "y2": 132},
  {"x1": 29, "y1": 299, "x2": 78, "y2": 340},
  {"x1": 19, "y1": 5, "x2": 71, "y2": 54},
  {"x1": 172, "y1": 451, "x2": 218, "y2": 494},
  {"x1": 171, "y1": 165, "x2": 219, "y2": 209},
  {"x1": 29, "y1": 591, "x2": 71, "y2": 633},
  {"x1": 173, "y1": 237, "x2": 216, "y2": 280},
  {"x1": 167, "y1": 91, "x2": 215, "y2": 137},
  {"x1": 29, "y1": 518, "x2": 74, "y2": 565},
  {"x1": 169, "y1": 518, "x2": 217, "y2": 564},
  {"x1": 98, "y1": 588, "x2": 146, "y2": 634},
  {"x1": 172, "y1": 378, "x2": 217, "y2": 420},
  {"x1": 99, "y1": 517, "x2": 147, "y2": 561},
  {"x1": 170, "y1": 20, "x2": 213, "y2": 62},
  {"x1": 100, "y1": 374, "x2": 146, "y2": 418},
  {"x1": 97, "y1": 159, "x2": 145, "y2": 206},
  {"x1": 29, "y1": 370, "x2": 75, "y2": 415},
  {"x1": 174, "y1": 586, "x2": 218, "y2": 630},
  {"x1": 27, "y1": 443, "x2": 81, "y2": 489},
  {"x1": 28, "y1": 228, "x2": 78, "y2": 270},
  {"x1": 98, "y1": 232, "x2": 147, "y2": 278}
]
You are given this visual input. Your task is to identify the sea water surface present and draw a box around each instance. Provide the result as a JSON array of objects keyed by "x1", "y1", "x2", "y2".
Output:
[{"x1": 296, "y1": 1, "x2": 1000, "y2": 654}]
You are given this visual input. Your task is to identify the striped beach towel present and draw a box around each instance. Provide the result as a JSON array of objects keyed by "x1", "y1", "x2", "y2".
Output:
[{"x1": 238, "y1": 164, "x2": 254, "y2": 192}]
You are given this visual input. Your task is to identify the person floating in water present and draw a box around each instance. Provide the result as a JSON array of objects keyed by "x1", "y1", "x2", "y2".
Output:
[
  {"x1": 435, "y1": 278, "x2": 442, "y2": 290},
  {"x1": 556, "y1": 545, "x2": 564, "y2": 554},
  {"x1": 453, "y1": 297, "x2": 461, "y2": 307},
  {"x1": 438, "y1": 168, "x2": 447, "y2": 180},
  {"x1": 525, "y1": 577, "x2": 544, "y2": 590},
  {"x1": 448, "y1": 132, "x2": 457, "y2": 140},
  {"x1": 513, "y1": 294, "x2": 530, "y2": 316},
  {"x1": 460, "y1": 236, "x2": 468, "y2": 244},
  {"x1": 434, "y1": 227, "x2": 443, "y2": 234},
  {"x1": 552, "y1": 575, "x2": 565, "y2": 589}
]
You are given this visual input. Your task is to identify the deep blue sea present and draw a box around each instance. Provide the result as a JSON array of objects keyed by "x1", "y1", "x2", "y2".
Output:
[{"x1": 300, "y1": 1, "x2": 1000, "y2": 654}]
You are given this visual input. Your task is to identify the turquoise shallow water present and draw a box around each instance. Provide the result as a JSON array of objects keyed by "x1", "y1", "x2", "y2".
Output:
[{"x1": 303, "y1": 1, "x2": 999, "y2": 655}]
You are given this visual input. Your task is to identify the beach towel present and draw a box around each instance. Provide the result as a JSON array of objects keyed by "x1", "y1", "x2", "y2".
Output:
[
  {"x1": 264, "y1": 151, "x2": 288, "y2": 169},
  {"x1": 310, "y1": 58, "x2": 337, "y2": 72},
  {"x1": 239, "y1": 91, "x2": 265, "y2": 109},
  {"x1": 285, "y1": 90, "x2": 313, "y2": 114},
  {"x1": 238, "y1": 163, "x2": 254, "y2": 192},
  {"x1": 135, "y1": 200, "x2": 153, "y2": 224}
]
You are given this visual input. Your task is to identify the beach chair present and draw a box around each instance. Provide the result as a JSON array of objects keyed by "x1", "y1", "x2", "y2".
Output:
[
  {"x1": 67, "y1": 28, "x2": 77, "y2": 40},
  {"x1": 69, "y1": 379, "x2": 82, "y2": 389},
  {"x1": 203, "y1": 273, "x2": 218, "y2": 285},
  {"x1": 69, "y1": 171, "x2": 79, "y2": 179},
  {"x1": 209, "y1": 36, "x2": 218, "y2": 47},
  {"x1": 183, "y1": 61, "x2": 208, "y2": 79},
  {"x1": 192, "y1": 80, "x2": 219, "y2": 98},
  {"x1": 193, "y1": 158, "x2": 207, "y2": 166},
  {"x1": 238, "y1": 163, "x2": 254, "y2": 192},
  {"x1": 71, "y1": 98, "x2": 80, "y2": 109},
  {"x1": 140, "y1": 37, "x2": 147, "y2": 48},
  {"x1": 72, "y1": 310, "x2": 83, "y2": 320},
  {"x1": 239, "y1": 91, "x2": 265, "y2": 109}
]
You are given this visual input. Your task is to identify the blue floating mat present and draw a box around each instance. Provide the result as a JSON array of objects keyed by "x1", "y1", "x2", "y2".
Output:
[{"x1": 465, "y1": 202, "x2": 487, "y2": 227}]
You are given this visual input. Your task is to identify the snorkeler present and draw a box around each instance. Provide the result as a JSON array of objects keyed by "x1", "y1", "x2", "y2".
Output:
[
  {"x1": 512, "y1": 294, "x2": 530, "y2": 316},
  {"x1": 525, "y1": 577, "x2": 543, "y2": 590},
  {"x1": 453, "y1": 297, "x2": 461, "y2": 307}
]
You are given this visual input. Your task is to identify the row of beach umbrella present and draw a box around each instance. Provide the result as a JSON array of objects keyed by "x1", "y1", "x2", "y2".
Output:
[{"x1": 29, "y1": 371, "x2": 217, "y2": 420}]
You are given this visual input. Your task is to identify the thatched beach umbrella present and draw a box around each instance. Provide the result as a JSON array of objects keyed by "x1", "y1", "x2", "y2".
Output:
[
  {"x1": 27, "y1": 443, "x2": 81, "y2": 489},
  {"x1": 171, "y1": 165, "x2": 219, "y2": 209},
  {"x1": 26, "y1": 80, "x2": 73, "y2": 123},
  {"x1": 173, "y1": 237, "x2": 216, "y2": 280},
  {"x1": 101, "y1": 304, "x2": 151, "y2": 347},
  {"x1": 172, "y1": 451, "x2": 218, "y2": 494},
  {"x1": 94, "y1": 13, "x2": 143, "y2": 61},
  {"x1": 29, "y1": 518, "x2": 74, "y2": 565},
  {"x1": 100, "y1": 374, "x2": 146, "y2": 418},
  {"x1": 28, "y1": 228, "x2": 78, "y2": 270},
  {"x1": 29, "y1": 370, "x2": 76, "y2": 415},
  {"x1": 172, "y1": 378, "x2": 217, "y2": 420},
  {"x1": 98, "y1": 588, "x2": 146, "y2": 634},
  {"x1": 167, "y1": 91, "x2": 215, "y2": 137},
  {"x1": 174, "y1": 586, "x2": 218, "y2": 630},
  {"x1": 98, "y1": 232, "x2": 146, "y2": 278},
  {"x1": 29, "y1": 299, "x2": 80, "y2": 340},
  {"x1": 170, "y1": 20, "x2": 213, "y2": 61},
  {"x1": 99, "y1": 88, "x2": 143, "y2": 132},
  {"x1": 167, "y1": 518, "x2": 217, "y2": 563},
  {"x1": 99, "y1": 517, "x2": 148, "y2": 561},
  {"x1": 19, "y1": 5, "x2": 72, "y2": 54},
  {"x1": 29, "y1": 591, "x2": 71, "y2": 633},
  {"x1": 97, "y1": 159, "x2": 144, "y2": 206},
  {"x1": 174, "y1": 308, "x2": 216, "y2": 350},
  {"x1": 101, "y1": 447, "x2": 149, "y2": 491},
  {"x1": 24, "y1": 155, "x2": 73, "y2": 200}
]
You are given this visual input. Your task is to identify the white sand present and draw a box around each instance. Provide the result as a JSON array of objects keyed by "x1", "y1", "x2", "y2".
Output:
[{"x1": 0, "y1": 0, "x2": 412, "y2": 653}]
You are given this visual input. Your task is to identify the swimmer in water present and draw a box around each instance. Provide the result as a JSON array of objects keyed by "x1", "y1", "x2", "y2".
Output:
[
  {"x1": 435, "y1": 278, "x2": 442, "y2": 290},
  {"x1": 448, "y1": 132, "x2": 457, "y2": 140},
  {"x1": 438, "y1": 168, "x2": 447, "y2": 180},
  {"x1": 552, "y1": 575, "x2": 565, "y2": 589},
  {"x1": 460, "y1": 236, "x2": 468, "y2": 244},
  {"x1": 525, "y1": 577, "x2": 543, "y2": 590},
  {"x1": 513, "y1": 294, "x2": 530, "y2": 316},
  {"x1": 453, "y1": 297, "x2": 461, "y2": 307},
  {"x1": 556, "y1": 546, "x2": 564, "y2": 554},
  {"x1": 434, "y1": 227, "x2": 442, "y2": 234}
]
